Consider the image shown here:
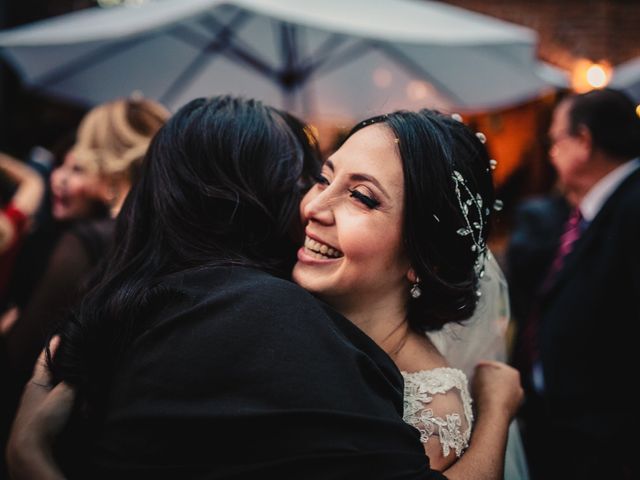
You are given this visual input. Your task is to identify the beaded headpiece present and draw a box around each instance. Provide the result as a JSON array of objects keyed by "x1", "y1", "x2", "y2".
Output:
[
  {"x1": 452, "y1": 169, "x2": 487, "y2": 280},
  {"x1": 450, "y1": 114, "x2": 502, "y2": 289},
  {"x1": 352, "y1": 111, "x2": 502, "y2": 293}
]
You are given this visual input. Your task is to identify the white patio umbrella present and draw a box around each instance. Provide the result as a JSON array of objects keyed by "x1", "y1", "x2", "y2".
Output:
[
  {"x1": 611, "y1": 56, "x2": 640, "y2": 102},
  {"x1": 0, "y1": 0, "x2": 565, "y2": 121}
]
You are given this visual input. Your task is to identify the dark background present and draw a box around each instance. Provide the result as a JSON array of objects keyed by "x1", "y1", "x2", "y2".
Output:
[{"x1": 0, "y1": 1, "x2": 95, "y2": 161}]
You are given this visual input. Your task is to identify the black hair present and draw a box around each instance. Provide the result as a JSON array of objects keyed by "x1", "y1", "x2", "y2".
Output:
[
  {"x1": 565, "y1": 88, "x2": 640, "y2": 160},
  {"x1": 348, "y1": 110, "x2": 494, "y2": 332},
  {"x1": 50, "y1": 96, "x2": 321, "y2": 405}
]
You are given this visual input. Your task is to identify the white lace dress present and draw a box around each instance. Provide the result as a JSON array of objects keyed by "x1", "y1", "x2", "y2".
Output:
[{"x1": 402, "y1": 367, "x2": 473, "y2": 458}]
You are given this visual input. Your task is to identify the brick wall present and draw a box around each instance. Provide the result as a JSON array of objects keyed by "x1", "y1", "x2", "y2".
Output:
[{"x1": 440, "y1": 0, "x2": 640, "y2": 69}]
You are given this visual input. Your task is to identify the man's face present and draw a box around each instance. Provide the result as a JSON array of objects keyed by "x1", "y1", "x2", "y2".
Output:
[{"x1": 548, "y1": 100, "x2": 590, "y2": 192}]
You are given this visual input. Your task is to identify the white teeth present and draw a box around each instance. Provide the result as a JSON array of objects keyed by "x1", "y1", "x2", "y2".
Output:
[{"x1": 304, "y1": 236, "x2": 343, "y2": 258}]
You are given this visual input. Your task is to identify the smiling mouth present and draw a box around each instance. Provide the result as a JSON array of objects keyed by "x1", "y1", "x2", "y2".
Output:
[
  {"x1": 52, "y1": 194, "x2": 67, "y2": 206},
  {"x1": 304, "y1": 235, "x2": 343, "y2": 259}
]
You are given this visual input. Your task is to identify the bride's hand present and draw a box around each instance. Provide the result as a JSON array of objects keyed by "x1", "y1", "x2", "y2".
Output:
[
  {"x1": 6, "y1": 336, "x2": 75, "y2": 480},
  {"x1": 471, "y1": 360, "x2": 523, "y2": 420}
]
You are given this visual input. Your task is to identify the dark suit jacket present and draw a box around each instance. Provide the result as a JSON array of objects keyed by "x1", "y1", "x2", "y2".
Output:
[
  {"x1": 538, "y1": 167, "x2": 640, "y2": 447},
  {"x1": 506, "y1": 194, "x2": 571, "y2": 327}
]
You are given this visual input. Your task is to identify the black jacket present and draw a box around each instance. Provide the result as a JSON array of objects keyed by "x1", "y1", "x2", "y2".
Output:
[
  {"x1": 538, "y1": 168, "x2": 640, "y2": 445},
  {"x1": 65, "y1": 266, "x2": 442, "y2": 480}
]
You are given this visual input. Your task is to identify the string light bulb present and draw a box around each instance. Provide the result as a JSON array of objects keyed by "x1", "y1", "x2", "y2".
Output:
[{"x1": 571, "y1": 59, "x2": 611, "y2": 93}]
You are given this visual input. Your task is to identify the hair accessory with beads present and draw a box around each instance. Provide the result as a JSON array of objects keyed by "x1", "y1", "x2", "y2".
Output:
[{"x1": 452, "y1": 169, "x2": 487, "y2": 278}]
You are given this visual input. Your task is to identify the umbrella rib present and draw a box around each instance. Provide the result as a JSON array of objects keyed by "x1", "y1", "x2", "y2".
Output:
[
  {"x1": 278, "y1": 22, "x2": 295, "y2": 111},
  {"x1": 161, "y1": 12, "x2": 254, "y2": 106},
  {"x1": 279, "y1": 22, "x2": 298, "y2": 73},
  {"x1": 272, "y1": 21, "x2": 316, "y2": 118},
  {"x1": 292, "y1": 26, "x2": 316, "y2": 118},
  {"x1": 31, "y1": 32, "x2": 161, "y2": 88},
  {"x1": 374, "y1": 42, "x2": 466, "y2": 106},
  {"x1": 168, "y1": 12, "x2": 277, "y2": 79},
  {"x1": 159, "y1": 46, "x2": 219, "y2": 107},
  {"x1": 167, "y1": 20, "x2": 228, "y2": 49},
  {"x1": 199, "y1": 13, "x2": 277, "y2": 78},
  {"x1": 303, "y1": 34, "x2": 348, "y2": 70},
  {"x1": 305, "y1": 40, "x2": 372, "y2": 79}
]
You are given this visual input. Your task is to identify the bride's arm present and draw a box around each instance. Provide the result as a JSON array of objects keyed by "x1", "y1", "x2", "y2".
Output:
[
  {"x1": 442, "y1": 361, "x2": 523, "y2": 480},
  {"x1": 405, "y1": 379, "x2": 473, "y2": 471}
]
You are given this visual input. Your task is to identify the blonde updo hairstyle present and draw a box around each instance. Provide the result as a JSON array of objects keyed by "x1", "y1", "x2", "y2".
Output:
[{"x1": 69, "y1": 97, "x2": 170, "y2": 185}]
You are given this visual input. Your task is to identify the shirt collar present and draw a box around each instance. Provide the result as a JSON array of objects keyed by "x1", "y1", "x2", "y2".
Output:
[{"x1": 580, "y1": 158, "x2": 640, "y2": 222}]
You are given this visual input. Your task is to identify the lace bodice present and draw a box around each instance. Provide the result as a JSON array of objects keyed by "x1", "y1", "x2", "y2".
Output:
[{"x1": 402, "y1": 367, "x2": 473, "y2": 458}]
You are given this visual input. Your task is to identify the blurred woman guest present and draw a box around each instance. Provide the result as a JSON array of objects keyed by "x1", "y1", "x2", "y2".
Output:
[
  {"x1": 2, "y1": 97, "x2": 168, "y2": 403},
  {"x1": 0, "y1": 152, "x2": 45, "y2": 478},
  {"x1": 0, "y1": 153, "x2": 45, "y2": 311}
]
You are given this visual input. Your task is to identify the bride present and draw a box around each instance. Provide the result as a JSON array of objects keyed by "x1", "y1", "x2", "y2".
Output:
[{"x1": 293, "y1": 109, "x2": 528, "y2": 476}]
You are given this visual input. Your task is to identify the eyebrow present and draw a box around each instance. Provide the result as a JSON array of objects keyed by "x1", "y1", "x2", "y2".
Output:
[{"x1": 325, "y1": 159, "x2": 392, "y2": 201}]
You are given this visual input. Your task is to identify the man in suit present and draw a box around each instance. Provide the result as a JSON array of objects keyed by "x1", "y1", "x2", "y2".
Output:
[
  {"x1": 515, "y1": 88, "x2": 640, "y2": 479},
  {"x1": 506, "y1": 192, "x2": 571, "y2": 328}
]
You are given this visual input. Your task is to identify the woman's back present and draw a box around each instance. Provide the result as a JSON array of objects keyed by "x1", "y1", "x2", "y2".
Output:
[
  {"x1": 65, "y1": 265, "x2": 433, "y2": 479},
  {"x1": 48, "y1": 97, "x2": 443, "y2": 479}
]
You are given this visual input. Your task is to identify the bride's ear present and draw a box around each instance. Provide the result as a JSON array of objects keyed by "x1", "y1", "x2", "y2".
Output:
[{"x1": 406, "y1": 268, "x2": 418, "y2": 284}]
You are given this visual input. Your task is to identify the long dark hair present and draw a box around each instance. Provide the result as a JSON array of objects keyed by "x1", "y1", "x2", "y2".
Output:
[
  {"x1": 50, "y1": 96, "x2": 321, "y2": 406},
  {"x1": 348, "y1": 110, "x2": 494, "y2": 332}
]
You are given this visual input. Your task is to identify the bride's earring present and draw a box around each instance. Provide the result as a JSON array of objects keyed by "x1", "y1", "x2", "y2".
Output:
[{"x1": 410, "y1": 277, "x2": 421, "y2": 299}]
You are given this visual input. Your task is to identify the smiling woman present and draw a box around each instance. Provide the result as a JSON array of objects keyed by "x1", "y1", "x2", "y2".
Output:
[
  {"x1": 294, "y1": 124, "x2": 408, "y2": 314},
  {"x1": 293, "y1": 109, "x2": 521, "y2": 472},
  {"x1": 50, "y1": 99, "x2": 169, "y2": 221}
]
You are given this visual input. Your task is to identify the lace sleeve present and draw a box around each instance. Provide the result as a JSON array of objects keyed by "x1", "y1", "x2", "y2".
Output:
[{"x1": 402, "y1": 368, "x2": 473, "y2": 459}]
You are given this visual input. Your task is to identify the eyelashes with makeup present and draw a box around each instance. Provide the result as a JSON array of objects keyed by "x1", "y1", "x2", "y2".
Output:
[
  {"x1": 313, "y1": 174, "x2": 380, "y2": 209},
  {"x1": 348, "y1": 189, "x2": 380, "y2": 209},
  {"x1": 314, "y1": 174, "x2": 330, "y2": 185}
]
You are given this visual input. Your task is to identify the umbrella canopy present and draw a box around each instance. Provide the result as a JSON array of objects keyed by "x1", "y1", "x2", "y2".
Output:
[
  {"x1": 0, "y1": 0, "x2": 564, "y2": 120},
  {"x1": 611, "y1": 56, "x2": 640, "y2": 102}
]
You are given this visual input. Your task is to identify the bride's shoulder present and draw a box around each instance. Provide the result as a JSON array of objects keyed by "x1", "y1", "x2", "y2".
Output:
[
  {"x1": 398, "y1": 333, "x2": 472, "y2": 410},
  {"x1": 395, "y1": 331, "x2": 449, "y2": 373},
  {"x1": 401, "y1": 367, "x2": 473, "y2": 434},
  {"x1": 401, "y1": 367, "x2": 469, "y2": 392},
  {"x1": 396, "y1": 333, "x2": 471, "y2": 399}
]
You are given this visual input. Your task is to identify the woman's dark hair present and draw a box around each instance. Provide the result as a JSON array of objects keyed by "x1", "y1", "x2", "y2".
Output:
[
  {"x1": 347, "y1": 110, "x2": 494, "y2": 332},
  {"x1": 566, "y1": 88, "x2": 640, "y2": 160},
  {"x1": 50, "y1": 96, "x2": 321, "y2": 405}
]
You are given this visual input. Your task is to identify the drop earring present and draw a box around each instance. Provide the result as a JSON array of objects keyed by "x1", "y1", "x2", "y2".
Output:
[{"x1": 410, "y1": 277, "x2": 422, "y2": 299}]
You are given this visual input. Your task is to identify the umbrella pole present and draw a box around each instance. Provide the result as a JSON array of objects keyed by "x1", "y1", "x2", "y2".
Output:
[{"x1": 277, "y1": 22, "x2": 316, "y2": 119}]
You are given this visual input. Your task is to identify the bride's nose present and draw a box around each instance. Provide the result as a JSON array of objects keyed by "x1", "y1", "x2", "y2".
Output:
[{"x1": 301, "y1": 187, "x2": 335, "y2": 226}]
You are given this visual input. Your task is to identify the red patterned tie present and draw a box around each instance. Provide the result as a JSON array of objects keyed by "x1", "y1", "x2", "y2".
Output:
[
  {"x1": 519, "y1": 207, "x2": 584, "y2": 371},
  {"x1": 542, "y1": 207, "x2": 584, "y2": 291}
]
